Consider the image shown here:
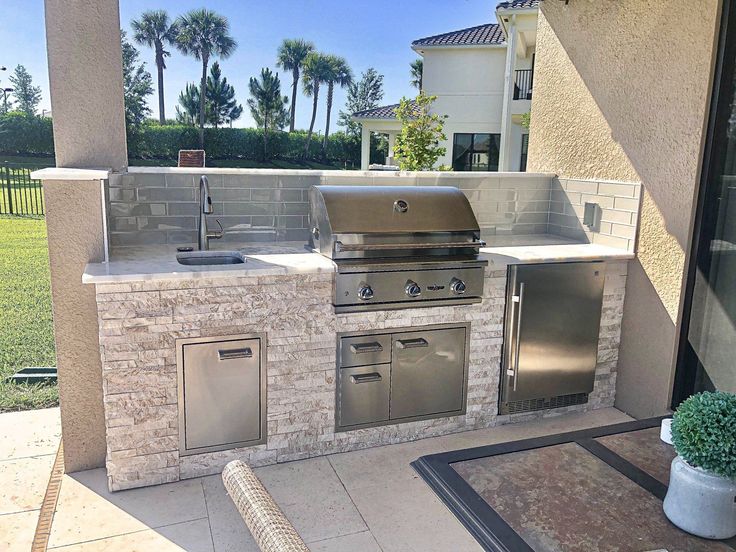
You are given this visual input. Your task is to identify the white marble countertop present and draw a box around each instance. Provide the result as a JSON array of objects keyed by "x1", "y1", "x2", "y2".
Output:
[
  {"x1": 479, "y1": 234, "x2": 635, "y2": 267},
  {"x1": 83, "y1": 236, "x2": 634, "y2": 284},
  {"x1": 83, "y1": 242, "x2": 335, "y2": 284}
]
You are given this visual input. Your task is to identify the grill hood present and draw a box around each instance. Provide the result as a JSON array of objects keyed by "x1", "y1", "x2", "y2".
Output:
[{"x1": 309, "y1": 186, "x2": 484, "y2": 261}]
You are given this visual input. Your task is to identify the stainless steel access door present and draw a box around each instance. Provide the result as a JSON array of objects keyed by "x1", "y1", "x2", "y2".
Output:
[
  {"x1": 179, "y1": 336, "x2": 265, "y2": 455},
  {"x1": 390, "y1": 327, "x2": 466, "y2": 420},
  {"x1": 501, "y1": 262, "x2": 605, "y2": 407}
]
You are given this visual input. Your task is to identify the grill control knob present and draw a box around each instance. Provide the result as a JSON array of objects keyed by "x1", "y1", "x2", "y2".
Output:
[
  {"x1": 358, "y1": 285, "x2": 374, "y2": 301},
  {"x1": 451, "y1": 278, "x2": 467, "y2": 295},
  {"x1": 405, "y1": 280, "x2": 422, "y2": 298}
]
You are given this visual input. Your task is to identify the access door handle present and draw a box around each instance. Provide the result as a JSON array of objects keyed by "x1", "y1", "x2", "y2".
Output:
[
  {"x1": 510, "y1": 282, "x2": 526, "y2": 391},
  {"x1": 350, "y1": 342, "x2": 383, "y2": 354},
  {"x1": 350, "y1": 373, "x2": 382, "y2": 384},
  {"x1": 396, "y1": 338, "x2": 429, "y2": 349},
  {"x1": 218, "y1": 348, "x2": 253, "y2": 361}
]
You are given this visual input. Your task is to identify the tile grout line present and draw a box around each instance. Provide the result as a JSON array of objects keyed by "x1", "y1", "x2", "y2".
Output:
[
  {"x1": 200, "y1": 478, "x2": 217, "y2": 552},
  {"x1": 31, "y1": 440, "x2": 64, "y2": 552},
  {"x1": 326, "y1": 456, "x2": 385, "y2": 552},
  {"x1": 46, "y1": 517, "x2": 212, "y2": 550}
]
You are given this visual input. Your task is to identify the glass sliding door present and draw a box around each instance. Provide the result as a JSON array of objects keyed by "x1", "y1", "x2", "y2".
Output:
[
  {"x1": 452, "y1": 133, "x2": 500, "y2": 171},
  {"x1": 674, "y1": 0, "x2": 736, "y2": 405}
]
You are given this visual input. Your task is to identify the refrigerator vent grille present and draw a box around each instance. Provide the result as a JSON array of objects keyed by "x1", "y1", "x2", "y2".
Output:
[{"x1": 506, "y1": 393, "x2": 589, "y2": 415}]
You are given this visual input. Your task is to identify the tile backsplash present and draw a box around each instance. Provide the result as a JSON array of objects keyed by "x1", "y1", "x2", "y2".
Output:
[{"x1": 106, "y1": 169, "x2": 641, "y2": 251}]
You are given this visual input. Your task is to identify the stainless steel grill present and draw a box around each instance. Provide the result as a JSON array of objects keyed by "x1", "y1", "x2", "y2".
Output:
[{"x1": 309, "y1": 185, "x2": 488, "y2": 312}]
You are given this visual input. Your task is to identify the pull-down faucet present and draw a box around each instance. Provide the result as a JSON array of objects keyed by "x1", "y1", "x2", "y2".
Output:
[{"x1": 198, "y1": 175, "x2": 224, "y2": 250}]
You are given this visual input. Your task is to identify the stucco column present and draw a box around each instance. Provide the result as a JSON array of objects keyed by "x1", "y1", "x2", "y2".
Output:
[
  {"x1": 32, "y1": 169, "x2": 110, "y2": 473},
  {"x1": 361, "y1": 126, "x2": 371, "y2": 170},
  {"x1": 498, "y1": 17, "x2": 518, "y2": 172},
  {"x1": 44, "y1": 0, "x2": 128, "y2": 170}
]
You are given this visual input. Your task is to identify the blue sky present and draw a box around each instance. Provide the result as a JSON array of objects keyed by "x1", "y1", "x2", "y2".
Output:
[{"x1": 0, "y1": 0, "x2": 497, "y2": 129}]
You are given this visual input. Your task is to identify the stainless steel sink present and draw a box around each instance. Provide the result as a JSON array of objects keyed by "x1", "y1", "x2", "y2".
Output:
[{"x1": 177, "y1": 251, "x2": 245, "y2": 266}]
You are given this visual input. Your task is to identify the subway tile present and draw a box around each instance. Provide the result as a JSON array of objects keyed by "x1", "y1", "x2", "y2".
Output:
[
  {"x1": 277, "y1": 216, "x2": 308, "y2": 229},
  {"x1": 610, "y1": 223, "x2": 637, "y2": 239},
  {"x1": 137, "y1": 216, "x2": 196, "y2": 231},
  {"x1": 550, "y1": 190, "x2": 582, "y2": 205},
  {"x1": 516, "y1": 189, "x2": 551, "y2": 202},
  {"x1": 221, "y1": 230, "x2": 279, "y2": 242},
  {"x1": 515, "y1": 212, "x2": 549, "y2": 224},
  {"x1": 592, "y1": 233, "x2": 630, "y2": 250},
  {"x1": 598, "y1": 182, "x2": 638, "y2": 197},
  {"x1": 564, "y1": 203, "x2": 585, "y2": 217},
  {"x1": 600, "y1": 208, "x2": 633, "y2": 224},
  {"x1": 223, "y1": 174, "x2": 278, "y2": 188},
  {"x1": 548, "y1": 212, "x2": 580, "y2": 228},
  {"x1": 613, "y1": 197, "x2": 640, "y2": 211},
  {"x1": 548, "y1": 200, "x2": 567, "y2": 214},
  {"x1": 599, "y1": 221, "x2": 613, "y2": 234},
  {"x1": 251, "y1": 215, "x2": 277, "y2": 227},
  {"x1": 108, "y1": 188, "x2": 136, "y2": 202},
  {"x1": 564, "y1": 180, "x2": 599, "y2": 194},
  {"x1": 280, "y1": 175, "x2": 321, "y2": 189},
  {"x1": 223, "y1": 203, "x2": 279, "y2": 216},
  {"x1": 137, "y1": 187, "x2": 195, "y2": 202},
  {"x1": 164, "y1": 174, "x2": 197, "y2": 188},
  {"x1": 215, "y1": 188, "x2": 252, "y2": 201},
  {"x1": 110, "y1": 231, "x2": 167, "y2": 246},
  {"x1": 166, "y1": 231, "x2": 198, "y2": 244},
  {"x1": 109, "y1": 217, "x2": 137, "y2": 231},
  {"x1": 250, "y1": 189, "x2": 277, "y2": 202},
  {"x1": 217, "y1": 216, "x2": 253, "y2": 231},
  {"x1": 281, "y1": 203, "x2": 309, "y2": 215},
  {"x1": 130, "y1": 173, "x2": 167, "y2": 188},
  {"x1": 110, "y1": 203, "x2": 166, "y2": 217}
]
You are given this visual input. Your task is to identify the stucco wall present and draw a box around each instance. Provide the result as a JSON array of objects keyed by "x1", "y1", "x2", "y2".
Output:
[
  {"x1": 44, "y1": 0, "x2": 128, "y2": 171},
  {"x1": 527, "y1": 0, "x2": 720, "y2": 417},
  {"x1": 43, "y1": 180, "x2": 107, "y2": 472}
]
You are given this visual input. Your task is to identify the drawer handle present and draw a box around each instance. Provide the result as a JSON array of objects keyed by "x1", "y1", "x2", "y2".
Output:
[
  {"x1": 350, "y1": 373, "x2": 382, "y2": 384},
  {"x1": 218, "y1": 348, "x2": 253, "y2": 360},
  {"x1": 396, "y1": 338, "x2": 429, "y2": 349},
  {"x1": 349, "y1": 342, "x2": 383, "y2": 354}
]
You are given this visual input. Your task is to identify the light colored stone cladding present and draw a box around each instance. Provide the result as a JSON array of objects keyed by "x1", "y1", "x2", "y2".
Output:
[{"x1": 95, "y1": 261, "x2": 627, "y2": 491}]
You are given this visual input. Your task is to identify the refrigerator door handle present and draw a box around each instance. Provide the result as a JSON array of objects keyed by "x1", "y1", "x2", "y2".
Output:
[{"x1": 512, "y1": 282, "x2": 525, "y2": 392}]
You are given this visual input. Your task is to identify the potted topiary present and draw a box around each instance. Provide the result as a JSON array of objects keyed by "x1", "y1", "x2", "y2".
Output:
[{"x1": 663, "y1": 391, "x2": 736, "y2": 539}]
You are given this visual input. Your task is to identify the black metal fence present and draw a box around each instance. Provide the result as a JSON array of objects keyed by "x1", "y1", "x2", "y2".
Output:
[
  {"x1": 513, "y1": 69, "x2": 534, "y2": 101},
  {"x1": 0, "y1": 163, "x2": 47, "y2": 216}
]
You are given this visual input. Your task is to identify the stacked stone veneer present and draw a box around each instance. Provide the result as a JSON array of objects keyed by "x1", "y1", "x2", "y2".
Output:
[{"x1": 95, "y1": 260, "x2": 627, "y2": 491}]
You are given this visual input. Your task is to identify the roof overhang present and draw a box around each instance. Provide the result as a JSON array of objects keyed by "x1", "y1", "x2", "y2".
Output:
[{"x1": 411, "y1": 43, "x2": 507, "y2": 54}]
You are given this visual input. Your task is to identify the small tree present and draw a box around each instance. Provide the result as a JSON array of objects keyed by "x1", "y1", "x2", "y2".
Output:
[
  {"x1": 206, "y1": 62, "x2": 242, "y2": 128},
  {"x1": 121, "y1": 31, "x2": 154, "y2": 140},
  {"x1": 393, "y1": 92, "x2": 447, "y2": 171},
  {"x1": 410, "y1": 58, "x2": 423, "y2": 90},
  {"x1": 9, "y1": 65, "x2": 41, "y2": 116},
  {"x1": 338, "y1": 67, "x2": 384, "y2": 138},
  {"x1": 175, "y1": 83, "x2": 200, "y2": 125},
  {"x1": 247, "y1": 68, "x2": 289, "y2": 161}
]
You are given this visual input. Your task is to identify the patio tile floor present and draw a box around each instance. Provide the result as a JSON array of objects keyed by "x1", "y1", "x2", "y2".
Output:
[
  {"x1": 0, "y1": 407, "x2": 62, "y2": 552},
  {"x1": 4, "y1": 406, "x2": 633, "y2": 551}
]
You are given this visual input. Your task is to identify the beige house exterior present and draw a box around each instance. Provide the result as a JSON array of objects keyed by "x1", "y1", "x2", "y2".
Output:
[
  {"x1": 527, "y1": 0, "x2": 721, "y2": 418},
  {"x1": 354, "y1": 0, "x2": 538, "y2": 171}
]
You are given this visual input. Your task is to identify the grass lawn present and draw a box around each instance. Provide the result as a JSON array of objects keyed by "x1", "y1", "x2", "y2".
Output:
[{"x1": 0, "y1": 216, "x2": 57, "y2": 411}]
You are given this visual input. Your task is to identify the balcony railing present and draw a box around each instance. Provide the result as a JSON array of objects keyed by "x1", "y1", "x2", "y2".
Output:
[{"x1": 513, "y1": 69, "x2": 533, "y2": 100}]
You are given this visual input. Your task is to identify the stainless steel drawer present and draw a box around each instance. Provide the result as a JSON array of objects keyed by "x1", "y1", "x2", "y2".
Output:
[
  {"x1": 337, "y1": 364, "x2": 390, "y2": 428},
  {"x1": 339, "y1": 334, "x2": 391, "y2": 368},
  {"x1": 180, "y1": 337, "x2": 263, "y2": 454},
  {"x1": 390, "y1": 328, "x2": 466, "y2": 420}
]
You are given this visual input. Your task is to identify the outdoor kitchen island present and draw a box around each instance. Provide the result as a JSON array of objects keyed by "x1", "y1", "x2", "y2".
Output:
[{"x1": 85, "y1": 237, "x2": 632, "y2": 491}]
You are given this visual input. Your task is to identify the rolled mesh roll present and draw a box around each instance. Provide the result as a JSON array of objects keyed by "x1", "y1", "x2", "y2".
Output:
[{"x1": 222, "y1": 460, "x2": 310, "y2": 552}]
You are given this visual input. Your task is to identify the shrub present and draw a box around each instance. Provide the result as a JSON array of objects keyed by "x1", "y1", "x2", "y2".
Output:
[
  {"x1": 672, "y1": 391, "x2": 736, "y2": 479},
  {"x1": 0, "y1": 113, "x2": 54, "y2": 156}
]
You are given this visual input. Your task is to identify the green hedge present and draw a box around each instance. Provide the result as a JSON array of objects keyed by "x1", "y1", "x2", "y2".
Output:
[{"x1": 0, "y1": 113, "x2": 385, "y2": 166}]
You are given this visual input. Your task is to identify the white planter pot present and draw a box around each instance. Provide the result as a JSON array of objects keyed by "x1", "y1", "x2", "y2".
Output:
[{"x1": 663, "y1": 456, "x2": 736, "y2": 539}]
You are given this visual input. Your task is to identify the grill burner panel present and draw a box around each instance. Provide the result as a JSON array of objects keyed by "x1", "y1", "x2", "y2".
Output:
[{"x1": 309, "y1": 185, "x2": 488, "y2": 312}]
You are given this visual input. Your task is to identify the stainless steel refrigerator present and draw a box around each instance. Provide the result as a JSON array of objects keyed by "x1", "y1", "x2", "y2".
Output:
[{"x1": 499, "y1": 261, "x2": 605, "y2": 415}]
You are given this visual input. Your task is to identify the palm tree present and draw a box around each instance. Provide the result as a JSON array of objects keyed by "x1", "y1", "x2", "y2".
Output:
[
  {"x1": 131, "y1": 10, "x2": 177, "y2": 124},
  {"x1": 410, "y1": 58, "x2": 423, "y2": 90},
  {"x1": 322, "y1": 55, "x2": 352, "y2": 158},
  {"x1": 175, "y1": 9, "x2": 236, "y2": 147},
  {"x1": 276, "y1": 38, "x2": 314, "y2": 133},
  {"x1": 301, "y1": 52, "x2": 332, "y2": 159},
  {"x1": 247, "y1": 68, "x2": 289, "y2": 161}
]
